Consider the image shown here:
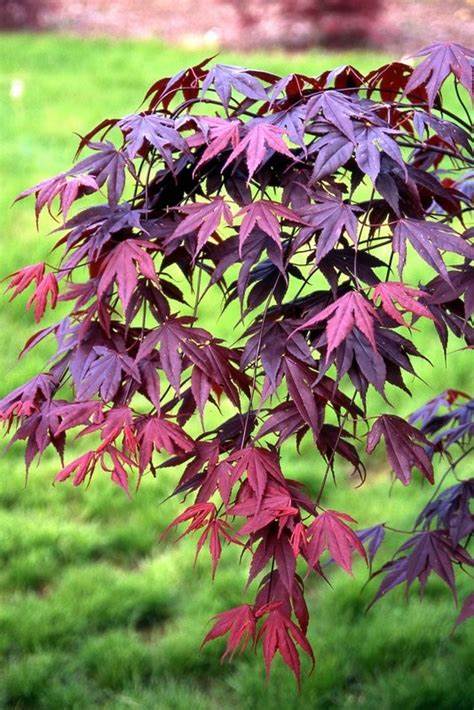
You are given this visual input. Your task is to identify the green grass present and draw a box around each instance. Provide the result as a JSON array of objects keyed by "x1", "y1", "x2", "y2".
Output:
[{"x1": 0, "y1": 33, "x2": 472, "y2": 709}]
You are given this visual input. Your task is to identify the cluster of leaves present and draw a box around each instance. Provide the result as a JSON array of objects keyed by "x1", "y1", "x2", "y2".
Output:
[{"x1": 1, "y1": 43, "x2": 473, "y2": 684}]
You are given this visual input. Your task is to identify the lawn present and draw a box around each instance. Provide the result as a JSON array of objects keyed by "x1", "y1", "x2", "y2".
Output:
[{"x1": 0, "y1": 33, "x2": 472, "y2": 709}]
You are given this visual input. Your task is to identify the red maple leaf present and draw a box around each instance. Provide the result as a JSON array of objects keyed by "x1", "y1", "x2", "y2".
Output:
[
  {"x1": 164, "y1": 501, "x2": 217, "y2": 539},
  {"x1": 16, "y1": 173, "x2": 98, "y2": 222},
  {"x1": 366, "y1": 415, "x2": 434, "y2": 485},
  {"x1": 26, "y1": 273, "x2": 59, "y2": 322},
  {"x1": 137, "y1": 414, "x2": 193, "y2": 473},
  {"x1": 97, "y1": 239, "x2": 158, "y2": 310},
  {"x1": 228, "y1": 446, "x2": 285, "y2": 511},
  {"x1": 223, "y1": 121, "x2": 294, "y2": 180},
  {"x1": 294, "y1": 291, "x2": 378, "y2": 353},
  {"x1": 196, "y1": 117, "x2": 241, "y2": 169},
  {"x1": 236, "y1": 200, "x2": 302, "y2": 256},
  {"x1": 172, "y1": 197, "x2": 233, "y2": 257},
  {"x1": 257, "y1": 607, "x2": 314, "y2": 685},
  {"x1": 55, "y1": 450, "x2": 98, "y2": 487},
  {"x1": 372, "y1": 281, "x2": 433, "y2": 326},
  {"x1": 306, "y1": 510, "x2": 367, "y2": 573},
  {"x1": 202, "y1": 604, "x2": 256, "y2": 659},
  {"x1": 5, "y1": 262, "x2": 45, "y2": 300}
]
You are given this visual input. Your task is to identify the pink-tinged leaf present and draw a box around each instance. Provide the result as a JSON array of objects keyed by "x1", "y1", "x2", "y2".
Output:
[
  {"x1": 165, "y1": 502, "x2": 216, "y2": 538},
  {"x1": 223, "y1": 122, "x2": 294, "y2": 181},
  {"x1": 306, "y1": 510, "x2": 367, "y2": 574},
  {"x1": 195, "y1": 517, "x2": 236, "y2": 578},
  {"x1": 236, "y1": 200, "x2": 303, "y2": 256},
  {"x1": 55, "y1": 450, "x2": 97, "y2": 487},
  {"x1": 97, "y1": 239, "x2": 158, "y2": 310},
  {"x1": 5, "y1": 263, "x2": 45, "y2": 300},
  {"x1": 196, "y1": 117, "x2": 241, "y2": 169},
  {"x1": 227, "y1": 446, "x2": 285, "y2": 511},
  {"x1": 372, "y1": 282, "x2": 433, "y2": 326},
  {"x1": 454, "y1": 594, "x2": 474, "y2": 628},
  {"x1": 257, "y1": 607, "x2": 314, "y2": 686},
  {"x1": 137, "y1": 414, "x2": 193, "y2": 473},
  {"x1": 367, "y1": 415, "x2": 434, "y2": 485},
  {"x1": 294, "y1": 291, "x2": 378, "y2": 353},
  {"x1": 105, "y1": 445, "x2": 132, "y2": 494},
  {"x1": 15, "y1": 172, "x2": 98, "y2": 222},
  {"x1": 59, "y1": 174, "x2": 99, "y2": 221},
  {"x1": 26, "y1": 273, "x2": 59, "y2": 322},
  {"x1": 405, "y1": 42, "x2": 473, "y2": 107},
  {"x1": 202, "y1": 604, "x2": 256, "y2": 659},
  {"x1": 172, "y1": 197, "x2": 233, "y2": 257}
]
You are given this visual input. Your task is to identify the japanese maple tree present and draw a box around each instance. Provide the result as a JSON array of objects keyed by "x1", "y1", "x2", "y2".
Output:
[{"x1": 1, "y1": 43, "x2": 473, "y2": 684}]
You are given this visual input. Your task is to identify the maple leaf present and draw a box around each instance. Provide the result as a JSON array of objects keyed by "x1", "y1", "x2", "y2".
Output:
[
  {"x1": 88, "y1": 406, "x2": 137, "y2": 451},
  {"x1": 227, "y1": 446, "x2": 285, "y2": 511},
  {"x1": 16, "y1": 173, "x2": 99, "y2": 223},
  {"x1": 356, "y1": 525, "x2": 386, "y2": 568},
  {"x1": 310, "y1": 126, "x2": 354, "y2": 180},
  {"x1": 201, "y1": 64, "x2": 268, "y2": 107},
  {"x1": 298, "y1": 195, "x2": 359, "y2": 264},
  {"x1": 405, "y1": 42, "x2": 474, "y2": 107},
  {"x1": 118, "y1": 113, "x2": 188, "y2": 165},
  {"x1": 366, "y1": 415, "x2": 434, "y2": 485},
  {"x1": 26, "y1": 273, "x2": 59, "y2": 322},
  {"x1": 294, "y1": 291, "x2": 378, "y2": 353},
  {"x1": 195, "y1": 517, "x2": 236, "y2": 578},
  {"x1": 393, "y1": 219, "x2": 474, "y2": 281},
  {"x1": 306, "y1": 89, "x2": 359, "y2": 140},
  {"x1": 306, "y1": 510, "x2": 367, "y2": 574},
  {"x1": 371, "y1": 530, "x2": 473, "y2": 605},
  {"x1": 415, "y1": 479, "x2": 474, "y2": 545},
  {"x1": 136, "y1": 316, "x2": 210, "y2": 393},
  {"x1": 236, "y1": 200, "x2": 302, "y2": 256},
  {"x1": 136, "y1": 414, "x2": 193, "y2": 473},
  {"x1": 454, "y1": 594, "x2": 474, "y2": 629},
  {"x1": 145, "y1": 56, "x2": 213, "y2": 110},
  {"x1": 195, "y1": 117, "x2": 241, "y2": 169},
  {"x1": 55, "y1": 450, "x2": 98, "y2": 487},
  {"x1": 202, "y1": 604, "x2": 256, "y2": 659},
  {"x1": 97, "y1": 239, "x2": 158, "y2": 310},
  {"x1": 257, "y1": 607, "x2": 314, "y2": 685},
  {"x1": 372, "y1": 282, "x2": 433, "y2": 326},
  {"x1": 102, "y1": 444, "x2": 134, "y2": 494},
  {"x1": 171, "y1": 198, "x2": 233, "y2": 257},
  {"x1": 73, "y1": 141, "x2": 130, "y2": 205},
  {"x1": 164, "y1": 502, "x2": 216, "y2": 539},
  {"x1": 283, "y1": 357, "x2": 323, "y2": 442},
  {"x1": 353, "y1": 124, "x2": 406, "y2": 183},
  {"x1": 223, "y1": 122, "x2": 294, "y2": 181},
  {"x1": 5, "y1": 263, "x2": 45, "y2": 300},
  {"x1": 77, "y1": 346, "x2": 140, "y2": 403}
]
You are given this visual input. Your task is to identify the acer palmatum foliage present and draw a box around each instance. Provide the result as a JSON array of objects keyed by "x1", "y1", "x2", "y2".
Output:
[{"x1": 1, "y1": 43, "x2": 474, "y2": 684}]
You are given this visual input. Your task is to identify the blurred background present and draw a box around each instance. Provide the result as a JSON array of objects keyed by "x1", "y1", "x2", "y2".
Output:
[
  {"x1": 0, "y1": 2, "x2": 473, "y2": 709},
  {"x1": 0, "y1": 0, "x2": 473, "y2": 50}
]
